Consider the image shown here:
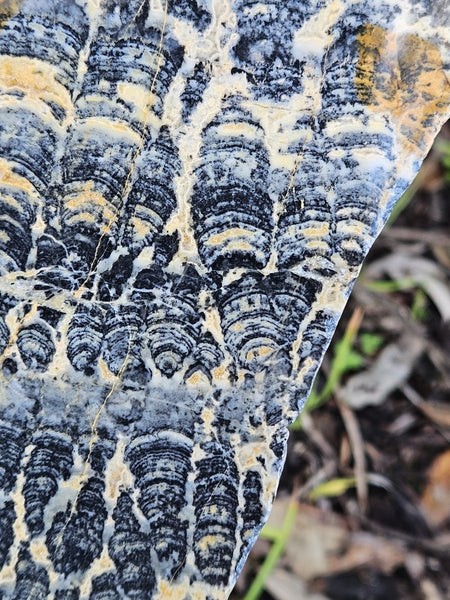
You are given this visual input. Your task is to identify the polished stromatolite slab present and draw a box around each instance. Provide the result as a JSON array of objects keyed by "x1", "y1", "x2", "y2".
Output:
[{"x1": 0, "y1": 1, "x2": 449, "y2": 598}]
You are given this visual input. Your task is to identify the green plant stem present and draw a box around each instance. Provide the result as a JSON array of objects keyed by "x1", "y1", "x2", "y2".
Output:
[
  {"x1": 291, "y1": 308, "x2": 364, "y2": 430},
  {"x1": 310, "y1": 307, "x2": 364, "y2": 407},
  {"x1": 363, "y1": 277, "x2": 416, "y2": 293},
  {"x1": 243, "y1": 499, "x2": 298, "y2": 600}
]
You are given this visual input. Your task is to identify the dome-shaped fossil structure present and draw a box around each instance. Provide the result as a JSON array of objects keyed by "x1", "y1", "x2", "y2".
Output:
[{"x1": 0, "y1": 1, "x2": 449, "y2": 598}]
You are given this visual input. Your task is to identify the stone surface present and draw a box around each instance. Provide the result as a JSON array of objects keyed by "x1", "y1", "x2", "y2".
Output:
[{"x1": 0, "y1": 1, "x2": 448, "y2": 598}]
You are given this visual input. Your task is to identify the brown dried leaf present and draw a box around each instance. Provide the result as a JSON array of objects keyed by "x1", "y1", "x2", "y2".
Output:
[
  {"x1": 328, "y1": 532, "x2": 407, "y2": 575},
  {"x1": 421, "y1": 449, "x2": 450, "y2": 528},
  {"x1": 265, "y1": 569, "x2": 330, "y2": 600},
  {"x1": 279, "y1": 503, "x2": 347, "y2": 580}
]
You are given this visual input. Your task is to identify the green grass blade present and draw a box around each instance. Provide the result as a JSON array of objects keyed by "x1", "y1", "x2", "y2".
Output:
[{"x1": 243, "y1": 499, "x2": 298, "y2": 600}]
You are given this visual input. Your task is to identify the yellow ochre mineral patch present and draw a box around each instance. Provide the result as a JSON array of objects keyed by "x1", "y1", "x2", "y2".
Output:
[
  {"x1": 356, "y1": 24, "x2": 450, "y2": 153},
  {"x1": 0, "y1": 1, "x2": 24, "y2": 28}
]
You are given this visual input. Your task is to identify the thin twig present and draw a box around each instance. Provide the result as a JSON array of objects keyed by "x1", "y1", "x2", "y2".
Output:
[
  {"x1": 336, "y1": 395, "x2": 368, "y2": 514},
  {"x1": 382, "y1": 227, "x2": 450, "y2": 247}
]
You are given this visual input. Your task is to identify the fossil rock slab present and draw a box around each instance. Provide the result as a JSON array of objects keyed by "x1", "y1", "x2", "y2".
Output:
[{"x1": 0, "y1": 1, "x2": 449, "y2": 598}]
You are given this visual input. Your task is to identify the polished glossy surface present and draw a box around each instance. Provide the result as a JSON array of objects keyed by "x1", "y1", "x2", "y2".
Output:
[{"x1": 0, "y1": 1, "x2": 449, "y2": 598}]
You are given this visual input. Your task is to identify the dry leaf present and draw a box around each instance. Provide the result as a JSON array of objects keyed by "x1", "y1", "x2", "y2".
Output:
[
  {"x1": 281, "y1": 504, "x2": 347, "y2": 580},
  {"x1": 340, "y1": 333, "x2": 424, "y2": 409},
  {"x1": 402, "y1": 385, "x2": 450, "y2": 428},
  {"x1": 365, "y1": 254, "x2": 450, "y2": 321},
  {"x1": 421, "y1": 449, "x2": 450, "y2": 528},
  {"x1": 421, "y1": 579, "x2": 445, "y2": 600},
  {"x1": 265, "y1": 569, "x2": 330, "y2": 600},
  {"x1": 328, "y1": 532, "x2": 407, "y2": 575}
]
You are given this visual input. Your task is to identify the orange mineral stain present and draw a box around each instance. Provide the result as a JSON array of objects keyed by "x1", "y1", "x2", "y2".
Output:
[
  {"x1": 356, "y1": 24, "x2": 450, "y2": 154},
  {"x1": 0, "y1": 56, "x2": 72, "y2": 111},
  {"x1": 0, "y1": 1, "x2": 25, "y2": 28}
]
